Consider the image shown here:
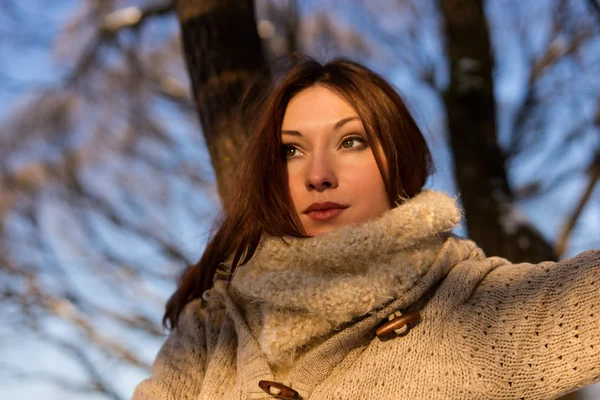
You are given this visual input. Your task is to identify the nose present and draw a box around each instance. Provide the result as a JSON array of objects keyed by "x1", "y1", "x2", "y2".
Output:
[{"x1": 305, "y1": 152, "x2": 338, "y2": 192}]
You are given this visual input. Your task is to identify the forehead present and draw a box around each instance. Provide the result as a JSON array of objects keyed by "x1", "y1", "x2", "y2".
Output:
[{"x1": 282, "y1": 86, "x2": 358, "y2": 130}]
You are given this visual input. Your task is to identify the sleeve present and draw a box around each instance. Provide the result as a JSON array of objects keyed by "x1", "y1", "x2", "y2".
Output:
[
  {"x1": 132, "y1": 300, "x2": 207, "y2": 400},
  {"x1": 453, "y1": 250, "x2": 600, "y2": 399}
]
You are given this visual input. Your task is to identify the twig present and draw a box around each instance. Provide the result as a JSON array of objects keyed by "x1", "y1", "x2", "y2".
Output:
[
  {"x1": 101, "y1": 2, "x2": 175, "y2": 33},
  {"x1": 39, "y1": 334, "x2": 125, "y2": 400},
  {"x1": 46, "y1": 296, "x2": 153, "y2": 370},
  {"x1": 554, "y1": 151, "x2": 600, "y2": 257},
  {"x1": 509, "y1": 9, "x2": 594, "y2": 158},
  {"x1": 67, "y1": 1, "x2": 175, "y2": 85},
  {"x1": 587, "y1": 0, "x2": 600, "y2": 17}
]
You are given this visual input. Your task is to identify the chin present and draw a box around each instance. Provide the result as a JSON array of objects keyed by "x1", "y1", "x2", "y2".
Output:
[{"x1": 305, "y1": 224, "x2": 340, "y2": 237}]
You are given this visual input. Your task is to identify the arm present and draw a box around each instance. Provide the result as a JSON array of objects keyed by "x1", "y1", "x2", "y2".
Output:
[
  {"x1": 132, "y1": 299, "x2": 207, "y2": 400},
  {"x1": 453, "y1": 250, "x2": 600, "y2": 399}
]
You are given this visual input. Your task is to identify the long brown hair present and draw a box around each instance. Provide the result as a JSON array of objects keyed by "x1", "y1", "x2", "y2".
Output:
[{"x1": 163, "y1": 56, "x2": 434, "y2": 329}]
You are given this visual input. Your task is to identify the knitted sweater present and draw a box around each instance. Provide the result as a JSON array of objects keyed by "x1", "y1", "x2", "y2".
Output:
[{"x1": 132, "y1": 191, "x2": 600, "y2": 400}]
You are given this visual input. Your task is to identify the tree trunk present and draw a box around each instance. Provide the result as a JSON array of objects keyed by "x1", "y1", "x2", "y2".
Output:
[
  {"x1": 439, "y1": 0, "x2": 557, "y2": 264},
  {"x1": 439, "y1": 0, "x2": 574, "y2": 397},
  {"x1": 176, "y1": 0, "x2": 270, "y2": 199}
]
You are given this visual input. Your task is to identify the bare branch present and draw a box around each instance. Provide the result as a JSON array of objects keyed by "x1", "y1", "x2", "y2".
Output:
[
  {"x1": 67, "y1": 1, "x2": 175, "y2": 86},
  {"x1": 513, "y1": 164, "x2": 581, "y2": 200},
  {"x1": 101, "y1": 2, "x2": 175, "y2": 33},
  {"x1": 38, "y1": 334, "x2": 126, "y2": 400},
  {"x1": 554, "y1": 151, "x2": 600, "y2": 257},
  {"x1": 587, "y1": 0, "x2": 600, "y2": 17},
  {"x1": 509, "y1": 5, "x2": 597, "y2": 158},
  {"x1": 46, "y1": 296, "x2": 153, "y2": 370}
]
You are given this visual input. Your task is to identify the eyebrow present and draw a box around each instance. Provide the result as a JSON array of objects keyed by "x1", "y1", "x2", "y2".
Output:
[
  {"x1": 281, "y1": 116, "x2": 360, "y2": 137},
  {"x1": 333, "y1": 116, "x2": 360, "y2": 130}
]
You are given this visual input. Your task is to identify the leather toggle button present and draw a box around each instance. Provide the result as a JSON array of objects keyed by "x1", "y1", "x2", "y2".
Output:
[
  {"x1": 376, "y1": 311, "x2": 421, "y2": 341},
  {"x1": 258, "y1": 380, "x2": 300, "y2": 399}
]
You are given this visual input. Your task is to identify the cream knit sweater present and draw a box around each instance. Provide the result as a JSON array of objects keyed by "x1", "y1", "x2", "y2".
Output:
[{"x1": 133, "y1": 191, "x2": 600, "y2": 400}]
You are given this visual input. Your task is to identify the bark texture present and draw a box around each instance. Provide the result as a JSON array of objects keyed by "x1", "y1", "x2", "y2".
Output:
[
  {"x1": 440, "y1": 0, "x2": 557, "y2": 264},
  {"x1": 177, "y1": 0, "x2": 270, "y2": 199}
]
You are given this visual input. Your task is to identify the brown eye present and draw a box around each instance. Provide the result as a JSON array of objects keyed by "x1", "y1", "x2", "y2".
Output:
[
  {"x1": 341, "y1": 138, "x2": 355, "y2": 149},
  {"x1": 282, "y1": 144, "x2": 301, "y2": 158},
  {"x1": 340, "y1": 136, "x2": 367, "y2": 150}
]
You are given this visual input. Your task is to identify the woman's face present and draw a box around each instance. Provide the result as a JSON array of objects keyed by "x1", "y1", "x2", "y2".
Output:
[{"x1": 281, "y1": 85, "x2": 391, "y2": 236}]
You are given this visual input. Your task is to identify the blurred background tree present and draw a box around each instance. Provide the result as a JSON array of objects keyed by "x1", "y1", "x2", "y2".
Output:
[{"x1": 0, "y1": 0, "x2": 598, "y2": 399}]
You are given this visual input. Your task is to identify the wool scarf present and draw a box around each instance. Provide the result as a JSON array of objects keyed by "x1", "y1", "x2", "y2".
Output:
[{"x1": 230, "y1": 190, "x2": 463, "y2": 367}]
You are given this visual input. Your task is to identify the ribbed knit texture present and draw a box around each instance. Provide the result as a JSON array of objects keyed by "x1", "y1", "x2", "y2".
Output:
[{"x1": 133, "y1": 190, "x2": 600, "y2": 400}]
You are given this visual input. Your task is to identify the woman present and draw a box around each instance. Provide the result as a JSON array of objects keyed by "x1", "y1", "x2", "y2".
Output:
[{"x1": 133, "y1": 57, "x2": 600, "y2": 399}]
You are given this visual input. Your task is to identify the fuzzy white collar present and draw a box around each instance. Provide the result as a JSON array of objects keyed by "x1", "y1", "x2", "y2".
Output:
[{"x1": 230, "y1": 190, "x2": 462, "y2": 367}]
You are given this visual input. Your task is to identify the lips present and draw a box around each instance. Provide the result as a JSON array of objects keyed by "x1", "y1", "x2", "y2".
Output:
[{"x1": 303, "y1": 202, "x2": 348, "y2": 221}]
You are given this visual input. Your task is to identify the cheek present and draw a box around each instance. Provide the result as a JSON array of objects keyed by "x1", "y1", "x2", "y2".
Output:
[
  {"x1": 340, "y1": 158, "x2": 389, "y2": 209},
  {"x1": 343, "y1": 159, "x2": 384, "y2": 188},
  {"x1": 286, "y1": 164, "x2": 305, "y2": 207}
]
